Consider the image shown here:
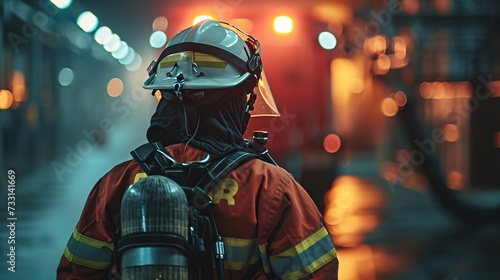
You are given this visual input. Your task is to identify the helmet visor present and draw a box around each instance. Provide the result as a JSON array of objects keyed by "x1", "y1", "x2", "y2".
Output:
[{"x1": 252, "y1": 70, "x2": 280, "y2": 117}]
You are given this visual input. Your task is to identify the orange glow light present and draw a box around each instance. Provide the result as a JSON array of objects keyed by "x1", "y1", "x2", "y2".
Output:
[
  {"x1": 443, "y1": 123, "x2": 460, "y2": 142},
  {"x1": 381, "y1": 97, "x2": 398, "y2": 117},
  {"x1": 333, "y1": 189, "x2": 354, "y2": 209},
  {"x1": 0, "y1": 89, "x2": 14, "y2": 109},
  {"x1": 335, "y1": 216, "x2": 360, "y2": 233},
  {"x1": 193, "y1": 15, "x2": 213, "y2": 25},
  {"x1": 389, "y1": 54, "x2": 408, "y2": 69},
  {"x1": 433, "y1": 82, "x2": 445, "y2": 99},
  {"x1": 312, "y1": 4, "x2": 353, "y2": 26},
  {"x1": 107, "y1": 78, "x2": 124, "y2": 97},
  {"x1": 323, "y1": 133, "x2": 342, "y2": 154},
  {"x1": 324, "y1": 175, "x2": 385, "y2": 248},
  {"x1": 450, "y1": 81, "x2": 472, "y2": 98},
  {"x1": 364, "y1": 35, "x2": 387, "y2": 56},
  {"x1": 419, "y1": 81, "x2": 472, "y2": 99},
  {"x1": 488, "y1": 81, "x2": 500, "y2": 98},
  {"x1": 401, "y1": 0, "x2": 420, "y2": 15},
  {"x1": 392, "y1": 36, "x2": 407, "y2": 59},
  {"x1": 351, "y1": 78, "x2": 364, "y2": 94},
  {"x1": 324, "y1": 208, "x2": 342, "y2": 226},
  {"x1": 495, "y1": 132, "x2": 500, "y2": 148},
  {"x1": 373, "y1": 54, "x2": 391, "y2": 75},
  {"x1": 273, "y1": 16, "x2": 293, "y2": 34},
  {"x1": 420, "y1": 82, "x2": 432, "y2": 99},
  {"x1": 12, "y1": 71, "x2": 27, "y2": 102},
  {"x1": 447, "y1": 171, "x2": 464, "y2": 190}
]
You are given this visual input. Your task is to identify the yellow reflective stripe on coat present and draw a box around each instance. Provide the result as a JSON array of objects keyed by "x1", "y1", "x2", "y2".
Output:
[
  {"x1": 259, "y1": 243, "x2": 271, "y2": 273},
  {"x1": 222, "y1": 237, "x2": 261, "y2": 270},
  {"x1": 63, "y1": 227, "x2": 114, "y2": 269},
  {"x1": 269, "y1": 227, "x2": 337, "y2": 280}
]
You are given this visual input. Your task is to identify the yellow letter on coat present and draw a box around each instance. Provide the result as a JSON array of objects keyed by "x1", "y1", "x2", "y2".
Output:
[{"x1": 210, "y1": 178, "x2": 238, "y2": 205}]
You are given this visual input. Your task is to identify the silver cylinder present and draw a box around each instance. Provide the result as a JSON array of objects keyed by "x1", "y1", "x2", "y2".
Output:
[{"x1": 120, "y1": 175, "x2": 189, "y2": 280}]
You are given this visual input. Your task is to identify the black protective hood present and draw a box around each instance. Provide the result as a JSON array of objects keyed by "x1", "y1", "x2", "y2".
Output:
[{"x1": 146, "y1": 91, "x2": 250, "y2": 157}]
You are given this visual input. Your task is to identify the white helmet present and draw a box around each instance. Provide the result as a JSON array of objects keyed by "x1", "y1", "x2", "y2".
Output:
[{"x1": 143, "y1": 19, "x2": 280, "y2": 117}]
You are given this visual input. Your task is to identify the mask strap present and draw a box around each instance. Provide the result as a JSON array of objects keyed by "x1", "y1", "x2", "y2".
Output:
[
  {"x1": 242, "y1": 91, "x2": 257, "y2": 134},
  {"x1": 246, "y1": 91, "x2": 257, "y2": 113}
]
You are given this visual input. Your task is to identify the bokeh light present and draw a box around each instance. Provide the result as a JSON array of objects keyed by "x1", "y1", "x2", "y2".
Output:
[
  {"x1": 318, "y1": 31, "x2": 337, "y2": 50},
  {"x1": 126, "y1": 54, "x2": 143, "y2": 72},
  {"x1": 77, "y1": 11, "x2": 99, "y2": 33},
  {"x1": 104, "y1": 34, "x2": 121, "y2": 52},
  {"x1": 0, "y1": 89, "x2": 14, "y2": 110},
  {"x1": 375, "y1": 55, "x2": 391, "y2": 74},
  {"x1": 323, "y1": 133, "x2": 342, "y2": 154},
  {"x1": 107, "y1": 78, "x2": 124, "y2": 97},
  {"x1": 58, "y1": 68, "x2": 74, "y2": 86},
  {"x1": 149, "y1": 30, "x2": 167, "y2": 49},
  {"x1": 12, "y1": 71, "x2": 27, "y2": 102},
  {"x1": 394, "y1": 91, "x2": 408, "y2": 107},
  {"x1": 392, "y1": 36, "x2": 407, "y2": 59},
  {"x1": 119, "y1": 48, "x2": 136, "y2": 65},
  {"x1": 447, "y1": 171, "x2": 464, "y2": 190},
  {"x1": 364, "y1": 35, "x2": 387, "y2": 55},
  {"x1": 112, "y1": 41, "x2": 130, "y2": 59},
  {"x1": 273, "y1": 16, "x2": 293, "y2": 34},
  {"x1": 152, "y1": 16, "x2": 168, "y2": 31},
  {"x1": 444, "y1": 123, "x2": 460, "y2": 142},
  {"x1": 49, "y1": 0, "x2": 72, "y2": 9},
  {"x1": 381, "y1": 97, "x2": 398, "y2": 117},
  {"x1": 94, "y1": 26, "x2": 112, "y2": 45}
]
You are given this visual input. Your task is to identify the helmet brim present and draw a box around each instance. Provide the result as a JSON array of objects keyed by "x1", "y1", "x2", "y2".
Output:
[{"x1": 143, "y1": 72, "x2": 251, "y2": 90}]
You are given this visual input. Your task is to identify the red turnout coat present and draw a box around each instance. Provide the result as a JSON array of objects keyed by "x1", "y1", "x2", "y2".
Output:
[{"x1": 57, "y1": 143, "x2": 338, "y2": 279}]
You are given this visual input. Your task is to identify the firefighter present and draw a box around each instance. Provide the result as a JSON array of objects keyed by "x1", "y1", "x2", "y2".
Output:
[{"x1": 57, "y1": 19, "x2": 339, "y2": 279}]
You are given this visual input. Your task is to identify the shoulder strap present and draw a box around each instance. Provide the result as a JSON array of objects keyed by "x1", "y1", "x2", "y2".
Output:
[
  {"x1": 196, "y1": 150, "x2": 260, "y2": 194},
  {"x1": 131, "y1": 143, "x2": 260, "y2": 192},
  {"x1": 130, "y1": 142, "x2": 177, "y2": 175}
]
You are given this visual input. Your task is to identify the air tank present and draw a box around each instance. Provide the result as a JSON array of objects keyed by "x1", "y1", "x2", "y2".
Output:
[{"x1": 120, "y1": 175, "x2": 189, "y2": 280}]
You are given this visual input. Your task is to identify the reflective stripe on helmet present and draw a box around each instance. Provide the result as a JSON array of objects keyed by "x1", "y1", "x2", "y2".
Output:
[
  {"x1": 63, "y1": 227, "x2": 114, "y2": 269},
  {"x1": 159, "y1": 52, "x2": 228, "y2": 69},
  {"x1": 151, "y1": 42, "x2": 250, "y2": 76},
  {"x1": 269, "y1": 227, "x2": 337, "y2": 280}
]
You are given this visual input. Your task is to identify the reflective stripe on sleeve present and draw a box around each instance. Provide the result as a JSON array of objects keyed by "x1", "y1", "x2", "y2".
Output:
[
  {"x1": 259, "y1": 243, "x2": 271, "y2": 273},
  {"x1": 269, "y1": 227, "x2": 337, "y2": 280},
  {"x1": 63, "y1": 227, "x2": 114, "y2": 269},
  {"x1": 222, "y1": 237, "x2": 261, "y2": 270}
]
